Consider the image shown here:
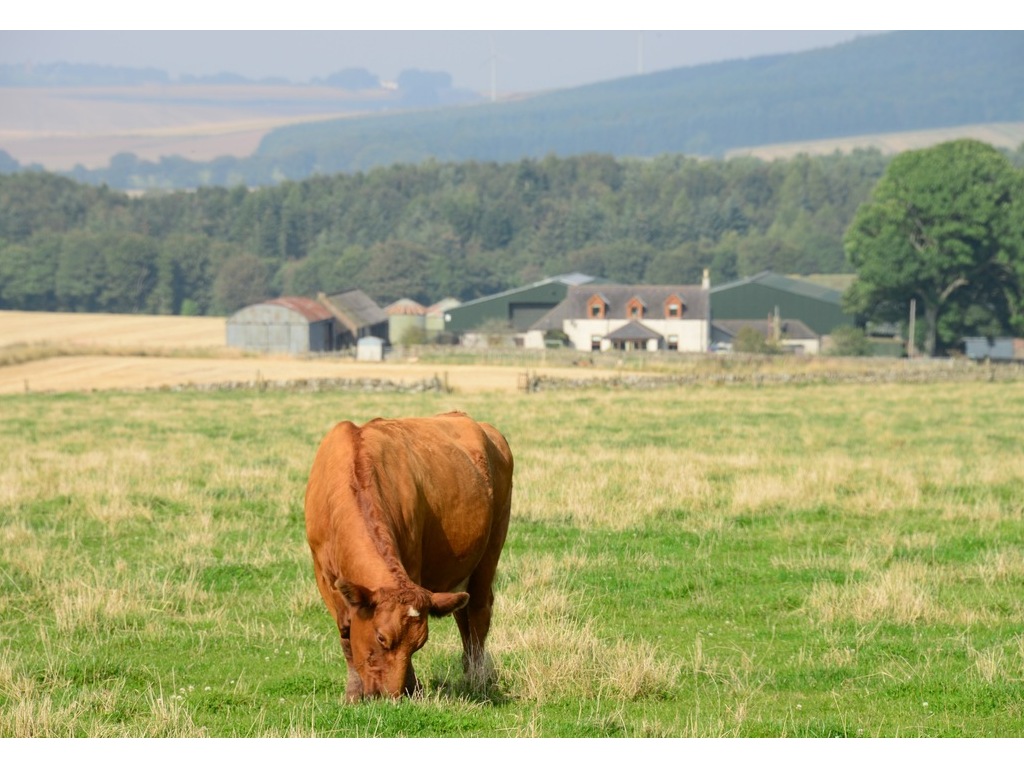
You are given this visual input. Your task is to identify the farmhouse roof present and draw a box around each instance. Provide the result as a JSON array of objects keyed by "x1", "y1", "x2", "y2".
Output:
[{"x1": 531, "y1": 284, "x2": 709, "y2": 331}]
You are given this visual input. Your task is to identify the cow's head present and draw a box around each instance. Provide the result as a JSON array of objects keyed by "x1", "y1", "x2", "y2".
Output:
[{"x1": 335, "y1": 578, "x2": 468, "y2": 700}]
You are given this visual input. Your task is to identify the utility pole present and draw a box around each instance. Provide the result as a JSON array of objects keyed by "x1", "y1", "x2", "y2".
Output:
[{"x1": 907, "y1": 299, "x2": 916, "y2": 358}]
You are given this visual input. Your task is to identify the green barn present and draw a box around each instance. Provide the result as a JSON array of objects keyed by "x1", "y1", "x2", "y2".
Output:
[
  {"x1": 710, "y1": 271, "x2": 853, "y2": 335},
  {"x1": 443, "y1": 273, "x2": 602, "y2": 333}
]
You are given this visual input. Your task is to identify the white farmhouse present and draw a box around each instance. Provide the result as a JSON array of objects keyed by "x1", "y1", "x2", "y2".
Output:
[{"x1": 525, "y1": 282, "x2": 710, "y2": 353}]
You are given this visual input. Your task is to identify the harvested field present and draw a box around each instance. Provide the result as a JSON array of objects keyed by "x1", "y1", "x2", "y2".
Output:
[
  {"x1": 725, "y1": 121, "x2": 1024, "y2": 161},
  {"x1": 0, "y1": 310, "x2": 226, "y2": 349},
  {"x1": 0, "y1": 310, "x2": 629, "y2": 395},
  {"x1": 0, "y1": 84, "x2": 375, "y2": 170}
]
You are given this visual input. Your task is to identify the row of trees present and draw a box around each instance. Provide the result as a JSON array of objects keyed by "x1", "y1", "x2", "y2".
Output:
[
  {"x1": 2, "y1": 140, "x2": 1022, "y2": 355},
  {"x1": 0, "y1": 150, "x2": 889, "y2": 315}
]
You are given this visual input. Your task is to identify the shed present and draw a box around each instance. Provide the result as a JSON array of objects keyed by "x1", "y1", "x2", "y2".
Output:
[
  {"x1": 710, "y1": 271, "x2": 853, "y2": 335},
  {"x1": 356, "y1": 336, "x2": 385, "y2": 362},
  {"x1": 226, "y1": 297, "x2": 335, "y2": 354},
  {"x1": 711, "y1": 318, "x2": 821, "y2": 355},
  {"x1": 964, "y1": 337, "x2": 1024, "y2": 362},
  {"x1": 318, "y1": 289, "x2": 389, "y2": 347}
]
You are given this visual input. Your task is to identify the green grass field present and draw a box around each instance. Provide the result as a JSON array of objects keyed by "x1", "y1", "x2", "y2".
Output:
[{"x1": 2, "y1": 378, "x2": 1023, "y2": 737}]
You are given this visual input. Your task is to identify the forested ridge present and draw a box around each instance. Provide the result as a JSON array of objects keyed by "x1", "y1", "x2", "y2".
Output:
[
  {"x1": 0, "y1": 151, "x2": 907, "y2": 317},
  {"x1": 39, "y1": 31, "x2": 1024, "y2": 190}
]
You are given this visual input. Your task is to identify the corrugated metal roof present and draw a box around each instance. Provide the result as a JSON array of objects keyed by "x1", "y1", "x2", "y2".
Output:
[
  {"x1": 454, "y1": 273, "x2": 605, "y2": 310},
  {"x1": 710, "y1": 271, "x2": 842, "y2": 303},
  {"x1": 386, "y1": 298, "x2": 427, "y2": 316},
  {"x1": 319, "y1": 289, "x2": 388, "y2": 333},
  {"x1": 263, "y1": 296, "x2": 334, "y2": 322}
]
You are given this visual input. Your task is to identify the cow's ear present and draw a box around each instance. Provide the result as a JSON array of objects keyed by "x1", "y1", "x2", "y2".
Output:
[
  {"x1": 429, "y1": 591, "x2": 469, "y2": 617},
  {"x1": 336, "y1": 579, "x2": 375, "y2": 610}
]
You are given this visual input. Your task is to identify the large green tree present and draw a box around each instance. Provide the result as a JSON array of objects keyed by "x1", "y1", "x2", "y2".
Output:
[{"x1": 843, "y1": 140, "x2": 1023, "y2": 356}]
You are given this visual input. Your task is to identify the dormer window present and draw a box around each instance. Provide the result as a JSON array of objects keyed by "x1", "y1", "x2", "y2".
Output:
[
  {"x1": 664, "y1": 294, "x2": 685, "y2": 319},
  {"x1": 626, "y1": 297, "x2": 646, "y2": 320},
  {"x1": 587, "y1": 294, "x2": 608, "y2": 319}
]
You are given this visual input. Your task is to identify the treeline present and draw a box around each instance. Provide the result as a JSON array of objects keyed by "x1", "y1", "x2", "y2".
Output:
[{"x1": 2, "y1": 150, "x2": 895, "y2": 316}]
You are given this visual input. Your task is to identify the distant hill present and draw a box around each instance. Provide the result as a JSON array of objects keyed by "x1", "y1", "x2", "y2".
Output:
[
  {"x1": 256, "y1": 31, "x2": 1023, "y2": 166},
  {"x1": 7, "y1": 30, "x2": 1023, "y2": 190}
]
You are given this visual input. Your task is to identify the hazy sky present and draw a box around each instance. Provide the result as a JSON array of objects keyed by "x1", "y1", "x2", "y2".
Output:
[
  {"x1": 0, "y1": 30, "x2": 886, "y2": 95},
  {"x1": 4, "y1": 3, "x2": 1003, "y2": 95}
]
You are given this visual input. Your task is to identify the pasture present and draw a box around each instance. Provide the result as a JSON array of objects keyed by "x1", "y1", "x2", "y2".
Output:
[{"x1": 2, "y1": 378, "x2": 1024, "y2": 737}]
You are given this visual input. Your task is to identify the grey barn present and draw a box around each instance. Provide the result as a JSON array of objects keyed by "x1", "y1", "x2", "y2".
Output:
[{"x1": 226, "y1": 290, "x2": 388, "y2": 354}]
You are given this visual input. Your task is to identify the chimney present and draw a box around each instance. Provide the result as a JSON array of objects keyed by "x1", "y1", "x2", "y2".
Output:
[{"x1": 701, "y1": 268, "x2": 710, "y2": 290}]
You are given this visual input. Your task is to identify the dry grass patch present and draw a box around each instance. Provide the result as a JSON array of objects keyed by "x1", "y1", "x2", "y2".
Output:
[
  {"x1": 487, "y1": 551, "x2": 684, "y2": 703},
  {"x1": 975, "y1": 548, "x2": 1024, "y2": 586},
  {"x1": 515, "y1": 444, "x2": 714, "y2": 530},
  {"x1": 806, "y1": 561, "x2": 942, "y2": 626}
]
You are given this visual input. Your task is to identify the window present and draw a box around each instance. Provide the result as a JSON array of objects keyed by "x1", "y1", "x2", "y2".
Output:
[
  {"x1": 667, "y1": 335, "x2": 679, "y2": 351},
  {"x1": 591, "y1": 335, "x2": 602, "y2": 351},
  {"x1": 587, "y1": 295, "x2": 607, "y2": 319},
  {"x1": 664, "y1": 295, "x2": 685, "y2": 319},
  {"x1": 626, "y1": 297, "x2": 646, "y2": 320}
]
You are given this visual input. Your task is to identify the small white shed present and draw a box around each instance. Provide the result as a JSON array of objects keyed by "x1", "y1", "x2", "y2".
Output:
[{"x1": 356, "y1": 336, "x2": 385, "y2": 362}]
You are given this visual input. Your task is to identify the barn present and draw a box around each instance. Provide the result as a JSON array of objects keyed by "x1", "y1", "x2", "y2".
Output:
[
  {"x1": 226, "y1": 289, "x2": 389, "y2": 354},
  {"x1": 226, "y1": 297, "x2": 335, "y2": 354},
  {"x1": 443, "y1": 273, "x2": 602, "y2": 335},
  {"x1": 710, "y1": 271, "x2": 853, "y2": 336}
]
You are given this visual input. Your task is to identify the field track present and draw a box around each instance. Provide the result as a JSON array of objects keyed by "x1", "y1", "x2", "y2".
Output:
[{"x1": 0, "y1": 310, "x2": 623, "y2": 395}]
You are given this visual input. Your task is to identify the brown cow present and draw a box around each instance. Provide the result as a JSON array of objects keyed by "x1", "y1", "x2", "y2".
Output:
[{"x1": 304, "y1": 411, "x2": 513, "y2": 701}]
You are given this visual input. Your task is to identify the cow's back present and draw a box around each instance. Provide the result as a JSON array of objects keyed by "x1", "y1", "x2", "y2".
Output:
[{"x1": 305, "y1": 412, "x2": 512, "y2": 596}]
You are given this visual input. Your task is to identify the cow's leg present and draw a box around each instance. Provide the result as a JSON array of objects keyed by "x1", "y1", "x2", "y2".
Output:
[
  {"x1": 454, "y1": 586, "x2": 492, "y2": 682},
  {"x1": 457, "y1": 496, "x2": 512, "y2": 688},
  {"x1": 456, "y1": 548, "x2": 505, "y2": 685},
  {"x1": 340, "y1": 636, "x2": 364, "y2": 703},
  {"x1": 313, "y1": 560, "x2": 363, "y2": 702},
  {"x1": 334, "y1": 605, "x2": 364, "y2": 703}
]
